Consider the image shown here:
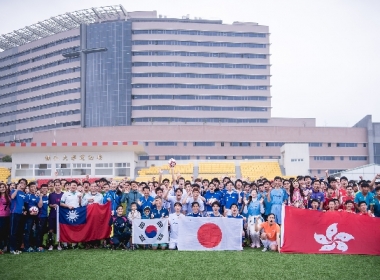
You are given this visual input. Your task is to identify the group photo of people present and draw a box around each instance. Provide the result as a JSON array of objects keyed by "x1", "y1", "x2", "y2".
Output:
[{"x1": 1, "y1": 169, "x2": 379, "y2": 255}]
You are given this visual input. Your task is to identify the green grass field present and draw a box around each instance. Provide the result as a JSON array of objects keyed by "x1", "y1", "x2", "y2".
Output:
[{"x1": 1, "y1": 248, "x2": 379, "y2": 279}]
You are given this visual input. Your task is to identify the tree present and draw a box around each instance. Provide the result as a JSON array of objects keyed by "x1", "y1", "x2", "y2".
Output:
[{"x1": 1, "y1": 155, "x2": 12, "y2": 162}]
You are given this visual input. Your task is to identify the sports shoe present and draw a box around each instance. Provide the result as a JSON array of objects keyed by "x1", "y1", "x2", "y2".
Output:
[
  {"x1": 57, "y1": 246, "x2": 62, "y2": 251},
  {"x1": 255, "y1": 241, "x2": 261, "y2": 248},
  {"x1": 250, "y1": 244, "x2": 255, "y2": 248},
  {"x1": 37, "y1": 247, "x2": 45, "y2": 252},
  {"x1": 62, "y1": 246, "x2": 69, "y2": 250},
  {"x1": 48, "y1": 245, "x2": 53, "y2": 251},
  {"x1": 10, "y1": 250, "x2": 19, "y2": 255},
  {"x1": 262, "y1": 247, "x2": 268, "y2": 252},
  {"x1": 72, "y1": 245, "x2": 79, "y2": 250}
]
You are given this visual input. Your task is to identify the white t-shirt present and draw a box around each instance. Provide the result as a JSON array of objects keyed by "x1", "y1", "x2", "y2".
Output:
[
  {"x1": 169, "y1": 213, "x2": 185, "y2": 240},
  {"x1": 61, "y1": 191, "x2": 81, "y2": 208},
  {"x1": 167, "y1": 195, "x2": 183, "y2": 213},
  {"x1": 81, "y1": 193, "x2": 103, "y2": 206},
  {"x1": 185, "y1": 197, "x2": 204, "y2": 213}
]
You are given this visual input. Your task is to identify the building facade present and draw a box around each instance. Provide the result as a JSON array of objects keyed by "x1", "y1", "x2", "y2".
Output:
[{"x1": 0, "y1": 5, "x2": 379, "y2": 177}]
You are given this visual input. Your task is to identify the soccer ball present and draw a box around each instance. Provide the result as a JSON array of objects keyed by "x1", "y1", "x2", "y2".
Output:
[
  {"x1": 168, "y1": 158, "x2": 176, "y2": 168},
  {"x1": 29, "y1": 206, "x2": 39, "y2": 215}
]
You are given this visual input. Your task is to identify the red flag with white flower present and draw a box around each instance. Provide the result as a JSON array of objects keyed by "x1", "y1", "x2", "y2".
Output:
[{"x1": 280, "y1": 206, "x2": 380, "y2": 255}]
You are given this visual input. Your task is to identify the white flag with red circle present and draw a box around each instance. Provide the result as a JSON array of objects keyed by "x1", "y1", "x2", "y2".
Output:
[{"x1": 177, "y1": 217, "x2": 243, "y2": 251}]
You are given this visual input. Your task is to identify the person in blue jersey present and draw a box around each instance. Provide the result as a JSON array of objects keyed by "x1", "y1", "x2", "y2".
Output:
[
  {"x1": 103, "y1": 181, "x2": 121, "y2": 216},
  {"x1": 138, "y1": 186, "x2": 154, "y2": 213},
  {"x1": 227, "y1": 203, "x2": 246, "y2": 246},
  {"x1": 23, "y1": 181, "x2": 40, "y2": 252},
  {"x1": 245, "y1": 189, "x2": 265, "y2": 248},
  {"x1": 208, "y1": 201, "x2": 223, "y2": 217},
  {"x1": 36, "y1": 184, "x2": 49, "y2": 252},
  {"x1": 267, "y1": 177, "x2": 286, "y2": 225},
  {"x1": 151, "y1": 197, "x2": 169, "y2": 250},
  {"x1": 109, "y1": 205, "x2": 131, "y2": 250},
  {"x1": 141, "y1": 206, "x2": 151, "y2": 219},
  {"x1": 373, "y1": 187, "x2": 380, "y2": 218},
  {"x1": 203, "y1": 183, "x2": 223, "y2": 216},
  {"x1": 222, "y1": 181, "x2": 240, "y2": 216},
  {"x1": 258, "y1": 183, "x2": 267, "y2": 199},
  {"x1": 9, "y1": 179, "x2": 27, "y2": 254},
  {"x1": 186, "y1": 202, "x2": 203, "y2": 217},
  {"x1": 354, "y1": 182, "x2": 375, "y2": 212},
  {"x1": 121, "y1": 181, "x2": 142, "y2": 215},
  {"x1": 234, "y1": 179, "x2": 244, "y2": 211}
]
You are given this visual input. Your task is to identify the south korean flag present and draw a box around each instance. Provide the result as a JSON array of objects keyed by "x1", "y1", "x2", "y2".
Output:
[{"x1": 132, "y1": 218, "x2": 169, "y2": 244}]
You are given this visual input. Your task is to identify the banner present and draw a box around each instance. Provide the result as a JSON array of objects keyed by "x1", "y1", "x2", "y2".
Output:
[
  {"x1": 132, "y1": 219, "x2": 169, "y2": 244},
  {"x1": 281, "y1": 205, "x2": 380, "y2": 255},
  {"x1": 177, "y1": 217, "x2": 242, "y2": 251},
  {"x1": 57, "y1": 202, "x2": 111, "y2": 243}
]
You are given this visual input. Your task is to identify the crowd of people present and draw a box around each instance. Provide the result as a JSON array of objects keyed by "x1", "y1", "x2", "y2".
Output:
[{"x1": 0, "y1": 169, "x2": 379, "y2": 255}]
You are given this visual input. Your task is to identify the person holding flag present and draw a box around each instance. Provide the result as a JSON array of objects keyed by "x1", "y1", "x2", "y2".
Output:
[{"x1": 151, "y1": 197, "x2": 169, "y2": 250}]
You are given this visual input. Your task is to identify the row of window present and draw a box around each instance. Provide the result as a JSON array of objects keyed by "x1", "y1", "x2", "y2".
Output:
[
  {"x1": 0, "y1": 88, "x2": 80, "y2": 110},
  {"x1": 0, "y1": 77, "x2": 80, "y2": 99},
  {"x1": 309, "y1": 142, "x2": 366, "y2": 148},
  {"x1": 132, "y1": 73, "x2": 268, "y2": 80},
  {"x1": 0, "y1": 57, "x2": 80, "y2": 82},
  {"x1": 132, "y1": 30, "x2": 266, "y2": 38},
  {"x1": 0, "y1": 36, "x2": 80, "y2": 64},
  {"x1": 133, "y1": 117, "x2": 269, "y2": 123},
  {"x1": 132, "y1": 40, "x2": 267, "y2": 48},
  {"x1": 138, "y1": 155, "x2": 280, "y2": 160},
  {"x1": 132, "y1": 62, "x2": 267, "y2": 69},
  {"x1": 314, "y1": 156, "x2": 368, "y2": 161},
  {"x1": 0, "y1": 67, "x2": 80, "y2": 89},
  {"x1": 0, "y1": 110, "x2": 80, "y2": 127},
  {"x1": 132, "y1": 51, "x2": 267, "y2": 59},
  {"x1": 0, "y1": 121, "x2": 80, "y2": 137},
  {"x1": 132, "y1": 84, "x2": 268, "y2": 90},
  {"x1": 0, "y1": 99, "x2": 80, "y2": 119},
  {"x1": 0, "y1": 47, "x2": 80, "y2": 73},
  {"x1": 132, "y1": 95, "x2": 268, "y2": 101},
  {"x1": 132, "y1": 105, "x2": 267, "y2": 111}
]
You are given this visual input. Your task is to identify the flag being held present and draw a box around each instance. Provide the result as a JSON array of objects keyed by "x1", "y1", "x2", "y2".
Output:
[
  {"x1": 132, "y1": 218, "x2": 169, "y2": 244},
  {"x1": 281, "y1": 205, "x2": 380, "y2": 255},
  {"x1": 177, "y1": 217, "x2": 243, "y2": 251},
  {"x1": 57, "y1": 202, "x2": 111, "y2": 243}
]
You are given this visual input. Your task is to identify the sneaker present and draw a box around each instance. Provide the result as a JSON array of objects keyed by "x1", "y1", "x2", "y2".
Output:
[
  {"x1": 37, "y1": 247, "x2": 45, "y2": 252},
  {"x1": 250, "y1": 244, "x2": 255, "y2": 248},
  {"x1": 16, "y1": 250, "x2": 22, "y2": 254},
  {"x1": 28, "y1": 247, "x2": 35, "y2": 253},
  {"x1": 48, "y1": 246, "x2": 53, "y2": 251},
  {"x1": 10, "y1": 250, "x2": 19, "y2": 255},
  {"x1": 255, "y1": 242, "x2": 261, "y2": 248},
  {"x1": 72, "y1": 245, "x2": 79, "y2": 250},
  {"x1": 262, "y1": 247, "x2": 268, "y2": 252},
  {"x1": 62, "y1": 246, "x2": 69, "y2": 250},
  {"x1": 57, "y1": 246, "x2": 62, "y2": 251}
]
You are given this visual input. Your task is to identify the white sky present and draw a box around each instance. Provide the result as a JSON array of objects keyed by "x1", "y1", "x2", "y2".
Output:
[{"x1": 1, "y1": 0, "x2": 379, "y2": 127}]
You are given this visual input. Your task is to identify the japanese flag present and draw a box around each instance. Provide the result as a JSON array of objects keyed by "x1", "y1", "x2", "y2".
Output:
[
  {"x1": 177, "y1": 217, "x2": 243, "y2": 251},
  {"x1": 132, "y1": 219, "x2": 169, "y2": 244}
]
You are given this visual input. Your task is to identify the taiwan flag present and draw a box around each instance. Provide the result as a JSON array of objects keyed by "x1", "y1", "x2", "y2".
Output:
[
  {"x1": 281, "y1": 205, "x2": 380, "y2": 255},
  {"x1": 177, "y1": 217, "x2": 242, "y2": 251},
  {"x1": 57, "y1": 202, "x2": 111, "y2": 243}
]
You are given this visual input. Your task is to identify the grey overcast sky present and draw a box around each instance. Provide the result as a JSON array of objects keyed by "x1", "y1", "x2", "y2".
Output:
[{"x1": 1, "y1": 0, "x2": 379, "y2": 127}]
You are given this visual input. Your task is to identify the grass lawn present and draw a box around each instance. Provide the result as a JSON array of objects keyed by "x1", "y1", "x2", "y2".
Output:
[{"x1": 1, "y1": 248, "x2": 379, "y2": 280}]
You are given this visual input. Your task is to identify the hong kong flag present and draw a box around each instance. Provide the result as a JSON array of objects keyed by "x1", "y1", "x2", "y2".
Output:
[
  {"x1": 177, "y1": 217, "x2": 242, "y2": 251},
  {"x1": 57, "y1": 202, "x2": 111, "y2": 243},
  {"x1": 280, "y1": 205, "x2": 380, "y2": 255}
]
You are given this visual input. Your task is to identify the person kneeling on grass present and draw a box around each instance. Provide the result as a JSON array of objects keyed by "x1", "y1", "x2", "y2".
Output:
[
  {"x1": 109, "y1": 205, "x2": 131, "y2": 250},
  {"x1": 151, "y1": 196, "x2": 169, "y2": 250},
  {"x1": 255, "y1": 213, "x2": 280, "y2": 252}
]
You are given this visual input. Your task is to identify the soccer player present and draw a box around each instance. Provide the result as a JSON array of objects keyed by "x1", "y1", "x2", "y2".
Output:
[
  {"x1": 182, "y1": 186, "x2": 205, "y2": 215},
  {"x1": 354, "y1": 183, "x2": 374, "y2": 212},
  {"x1": 373, "y1": 187, "x2": 380, "y2": 218},
  {"x1": 223, "y1": 181, "x2": 240, "y2": 216},
  {"x1": 168, "y1": 202, "x2": 185, "y2": 250},
  {"x1": 307, "y1": 180, "x2": 324, "y2": 210},
  {"x1": 341, "y1": 185, "x2": 355, "y2": 209},
  {"x1": 138, "y1": 186, "x2": 154, "y2": 212},
  {"x1": 245, "y1": 190, "x2": 264, "y2": 248},
  {"x1": 0, "y1": 182, "x2": 10, "y2": 254},
  {"x1": 186, "y1": 202, "x2": 203, "y2": 217},
  {"x1": 81, "y1": 183, "x2": 104, "y2": 206},
  {"x1": 324, "y1": 200, "x2": 337, "y2": 212},
  {"x1": 109, "y1": 205, "x2": 131, "y2": 250},
  {"x1": 227, "y1": 204, "x2": 246, "y2": 245},
  {"x1": 103, "y1": 181, "x2": 121, "y2": 215},
  {"x1": 121, "y1": 181, "x2": 142, "y2": 215},
  {"x1": 256, "y1": 213, "x2": 280, "y2": 252},
  {"x1": 203, "y1": 183, "x2": 222, "y2": 216},
  {"x1": 209, "y1": 201, "x2": 223, "y2": 217},
  {"x1": 23, "y1": 182, "x2": 39, "y2": 252},
  {"x1": 267, "y1": 177, "x2": 286, "y2": 224},
  {"x1": 309, "y1": 199, "x2": 321, "y2": 210},
  {"x1": 341, "y1": 200, "x2": 355, "y2": 213},
  {"x1": 165, "y1": 187, "x2": 184, "y2": 214},
  {"x1": 47, "y1": 179, "x2": 63, "y2": 251},
  {"x1": 60, "y1": 180, "x2": 82, "y2": 249},
  {"x1": 9, "y1": 180, "x2": 27, "y2": 254},
  {"x1": 151, "y1": 197, "x2": 169, "y2": 250},
  {"x1": 358, "y1": 201, "x2": 374, "y2": 217},
  {"x1": 36, "y1": 184, "x2": 49, "y2": 252}
]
